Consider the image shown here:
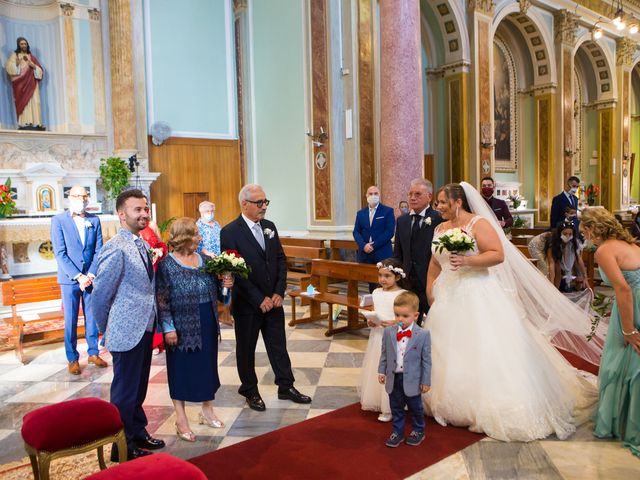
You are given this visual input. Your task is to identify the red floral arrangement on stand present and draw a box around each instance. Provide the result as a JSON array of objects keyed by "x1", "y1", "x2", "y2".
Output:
[
  {"x1": 0, "y1": 178, "x2": 16, "y2": 218},
  {"x1": 585, "y1": 184, "x2": 600, "y2": 206}
]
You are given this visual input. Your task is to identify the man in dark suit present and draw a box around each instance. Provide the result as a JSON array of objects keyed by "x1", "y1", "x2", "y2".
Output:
[
  {"x1": 51, "y1": 185, "x2": 105, "y2": 375},
  {"x1": 353, "y1": 185, "x2": 395, "y2": 291},
  {"x1": 550, "y1": 176, "x2": 580, "y2": 229},
  {"x1": 393, "y1": 179, "x2": 442, "y2": 324},
  {"x1": 220, "y1": 184, "x2": 311, "y2": 411},
  {"x1": 480, "y1": 176, "x2": 513, "y2": 228}
]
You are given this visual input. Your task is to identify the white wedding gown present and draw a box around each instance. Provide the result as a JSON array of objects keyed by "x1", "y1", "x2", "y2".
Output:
[{"x1": 424, "y1": 216, "x2": 597, "y2": 442}]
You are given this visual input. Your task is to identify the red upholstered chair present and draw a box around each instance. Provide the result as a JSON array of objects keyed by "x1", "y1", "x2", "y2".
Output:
[
  {"x1": 21, "y1": 397, "x2": 127, "y2": 480},
  {"x1": 85, "y1": 453, "x2": 207, "y2": 479}
]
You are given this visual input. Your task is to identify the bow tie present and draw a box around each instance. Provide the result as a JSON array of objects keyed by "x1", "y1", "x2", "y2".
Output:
[{"x1": 396, "y1": 329, "x2": 412, "y2": 341}]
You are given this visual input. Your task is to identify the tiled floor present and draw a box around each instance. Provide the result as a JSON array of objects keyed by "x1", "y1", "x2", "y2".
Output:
[{"x1": 0, "y1": 302, "x2": 638, "y2": 478}]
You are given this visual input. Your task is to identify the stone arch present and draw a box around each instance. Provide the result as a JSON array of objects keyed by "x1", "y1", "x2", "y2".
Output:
[
  {"x1": 573, "y1": 34, "x2": 617, "y2": 101},
  {"x1": 421, "y1": 0, "x2": 469, "y2": 66},
  {"x1": 492, "y1": 3, "x2": 556, "y2": 87}
]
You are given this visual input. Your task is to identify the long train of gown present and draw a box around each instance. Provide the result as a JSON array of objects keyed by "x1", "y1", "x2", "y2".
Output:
[
  {"x1": 424, "y1": 219, "x2": 597, "y2": 442},
  {"x1": 594, "y1": 268, "x2": 640, "y2": 456}
]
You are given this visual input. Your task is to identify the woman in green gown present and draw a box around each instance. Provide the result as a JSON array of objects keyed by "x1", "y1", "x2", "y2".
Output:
[{"x1": 581, "y1": 208, "x2": 640, "y2": 457}]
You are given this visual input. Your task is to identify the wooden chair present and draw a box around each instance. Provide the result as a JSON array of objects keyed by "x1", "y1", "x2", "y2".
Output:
[{"x1": 288, "y1": 259, "x2": 378, "y2": 336}]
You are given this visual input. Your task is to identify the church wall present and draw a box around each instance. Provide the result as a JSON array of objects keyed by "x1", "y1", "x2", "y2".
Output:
[
  {"x1": 250, "y1": 0, "x2": 307, "y2": 231},
  {"x1": 143, "y1": 0, "x2": 236, "y2": 138},
  {"x1": 584, "y1": 108, "x2": 599, "y2": 189},
  {"x1": 73, "y1": 18, "x2": 95, "y2": 129}
]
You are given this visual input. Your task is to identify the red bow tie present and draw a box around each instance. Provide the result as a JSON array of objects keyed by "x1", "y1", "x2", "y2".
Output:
[{"x1": 396, "y1": 329, "x2": 412, "y2": 341}]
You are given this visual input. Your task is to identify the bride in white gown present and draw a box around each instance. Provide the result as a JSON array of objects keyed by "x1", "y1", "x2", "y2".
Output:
[{"x1": 423, "y1": 183, "x2": 601, "y2": 442}]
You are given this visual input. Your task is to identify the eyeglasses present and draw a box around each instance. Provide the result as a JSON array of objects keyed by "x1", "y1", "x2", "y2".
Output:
[
  {"x1": 69, "y1": 194, "x2": 89, "y2": 199},
  {"x1": 246, "y1": 199, "x2": 270, "y2": 207}
]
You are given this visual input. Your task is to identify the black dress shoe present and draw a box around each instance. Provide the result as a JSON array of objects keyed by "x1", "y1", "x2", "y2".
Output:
[
  {"x1": 135, "y1": 433, "x2": 165, "y2": 450},
  {"x1": 246, "y1": 394, "x2": 266, "y2": 411},
  {"x1": 110, "y1": 445, "x2": 153, "y2": 462},
  {"x1": 278, "y1": 387, "x2": 312, "y2": 404}
]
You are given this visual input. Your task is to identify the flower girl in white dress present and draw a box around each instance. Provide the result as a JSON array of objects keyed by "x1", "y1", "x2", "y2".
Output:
[{"x1": 359, "y1": 258, "x2": 408, "y2": 422}]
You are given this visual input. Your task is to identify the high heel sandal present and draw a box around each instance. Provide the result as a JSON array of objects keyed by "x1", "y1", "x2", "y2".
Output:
[
  {"x1": 198, "y1": 411, "x2": 224, "y2": 428},
  {"x1": 175, "y1": 423, "x2": 196, "y2": 442}
]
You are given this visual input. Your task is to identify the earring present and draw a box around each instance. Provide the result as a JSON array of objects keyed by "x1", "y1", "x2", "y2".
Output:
[{"x1": 455, "y1": 206, "x2": 460, "y2": 219}]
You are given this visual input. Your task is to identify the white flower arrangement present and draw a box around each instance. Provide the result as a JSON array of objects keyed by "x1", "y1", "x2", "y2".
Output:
[
  {"x1": 263, "y1": 227, "x2": 275, "y2": 239},
  {"x1": 432, "y1": 228, "x2": 476, "y2": 254},
  {"x1": 424, "y1": 217, "x2": 432, "y2": 226},
  {"x1": 84, "y1": 220, "x2": 93, "y2": 229}
]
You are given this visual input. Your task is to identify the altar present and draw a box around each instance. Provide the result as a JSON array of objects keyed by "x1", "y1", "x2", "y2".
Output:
[{"x1": 0, "y1": 215, "x2": 121, "y2": 277}]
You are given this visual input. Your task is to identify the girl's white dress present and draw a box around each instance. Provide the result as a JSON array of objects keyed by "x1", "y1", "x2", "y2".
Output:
[
  {"x1": 424, "y1": 217, "x2": 597, "y2": 441},
  {"x1": 359, "y1": 288, "x2": 405, "y2": 414}
]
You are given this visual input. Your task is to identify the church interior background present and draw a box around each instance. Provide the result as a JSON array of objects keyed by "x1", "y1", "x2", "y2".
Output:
[{"x1": 0, "y1": 0, "x2": 639, "y2": 478}]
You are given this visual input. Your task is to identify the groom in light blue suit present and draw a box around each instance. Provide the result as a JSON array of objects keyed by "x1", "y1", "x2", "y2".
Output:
[
  {"x1": 51, "y1": 185, "x2": 104, "y2": 374},
  {"x1": 92, "y1": 189, "x2": 164, "y2": 461}
]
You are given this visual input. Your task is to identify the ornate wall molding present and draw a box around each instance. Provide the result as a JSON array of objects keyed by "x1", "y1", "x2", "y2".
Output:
[
  {"x1": 519, "y1": 0, "x2": 531, "y2": 15},
  {"x1": 88, "y1": 8, "x2": 100, "y2": 21},
  {"x1": 467, "y1": 0, "x2": 494, "y2": 16},
  {"x1": 617, "y1": 38, "x2": 638, "y2": 67},
  {"x1": 554, "y1": 10, "x2": 579, "y2": 47},
  {"x1": 494, "y1": 35, "x2": 519, "y2": 172},
  {"x1": 59, "y1": 2, "x2": 73, "y2": 16},
  {"x1": 233, "y1": 0, "x2": 247, "y2": 15}
]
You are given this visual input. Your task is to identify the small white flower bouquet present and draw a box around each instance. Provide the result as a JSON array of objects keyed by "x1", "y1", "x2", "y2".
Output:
[
  {"x1": 84, "y1": 220, "x2": 93, "y2": 229},
  {"x1": 263, "y1": 227, "x2": 275, "y2": 239},
  {"x1": 432, "y1": 228, "x2": 475, "y2": 254},
  {"x1": 204, "y1": 249, "x2": 252, "y2": 295},
  {"x1": 150, "y1": 247, "x2": 164, "y2": 265}
]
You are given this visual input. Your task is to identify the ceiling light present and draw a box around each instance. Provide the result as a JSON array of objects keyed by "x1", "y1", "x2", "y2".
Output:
[
  {"x1": 630, "y1": 24, "x2": 639, "y2": 34},
  {"x1": 592, "y1": 28, "x2": 603, "y2": 40}
]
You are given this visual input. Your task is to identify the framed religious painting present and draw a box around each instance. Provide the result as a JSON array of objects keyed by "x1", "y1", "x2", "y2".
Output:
[
  {"x1": 36, "y1": 184, "x2": 55, "y2": 211},
  {"x1": 493, "y1": 37, "x2": 519, "y2": 172}
]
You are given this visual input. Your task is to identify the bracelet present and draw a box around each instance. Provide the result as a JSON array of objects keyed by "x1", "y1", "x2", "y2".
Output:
[{"x1": 622, "y1": 329, "x2": 639, "y2": 336}]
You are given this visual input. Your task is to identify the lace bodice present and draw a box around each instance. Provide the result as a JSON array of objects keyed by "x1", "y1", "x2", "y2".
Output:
[{"x1": 431, "y1": 216, "x2": 481, "y2": 273}]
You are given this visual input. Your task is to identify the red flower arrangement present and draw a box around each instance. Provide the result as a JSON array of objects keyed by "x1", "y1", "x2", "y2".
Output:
[
  {"x1": 585, "y1": 184, "x2": 600, "y2": 206},
  {"x1": 0, "y1": 178, "x2": 16, "y2": 218}
]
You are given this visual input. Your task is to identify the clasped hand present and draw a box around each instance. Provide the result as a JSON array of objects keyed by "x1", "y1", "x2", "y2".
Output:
[
  {"x1": 259, "y1": 294, "x2": 283, "y2": 313},
  {"x1": 449, "y1": 253, "x2": 467, "y2": 270},
  {"x1": 78, "y1": 274, "x2": 92, "y2": 292}
]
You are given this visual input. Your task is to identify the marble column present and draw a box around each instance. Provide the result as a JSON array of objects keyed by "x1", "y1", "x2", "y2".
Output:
[
  {"x1": 534, "y1": 90, "x2": 556, "y2": 224},
  {"x1": 89, "y1": 8, "x2": 106, "y2": 134},
  {"x1": 615, "y1": 38, "x2": 636, "y2": 209},
  {"x1": 553, "y1": 9, "x2": 578, "y2": 190},
  {"x1": 60, "y1": 3, "x2": 79, "y2": 130},
  {"x1": 379, "y1": 0, "x2": 423, "y2": 208},
  {"x1": 444, "y1": 68, "x2": 470, "y2": 182},
  {"x1": 467, "y1": 0, "x2": 494, "y2": 185},
  {"x1": 108, "y1": 0, "x2": 137, "y2": 158}
]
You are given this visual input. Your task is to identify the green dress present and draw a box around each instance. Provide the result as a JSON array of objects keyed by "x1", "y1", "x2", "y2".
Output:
[{"x1": 594, "y1": 268, "x2": 640, "y2": 457}]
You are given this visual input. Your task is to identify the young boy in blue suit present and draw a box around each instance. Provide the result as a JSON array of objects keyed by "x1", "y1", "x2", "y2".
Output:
[{"x1": 378, "y1": 291, "x2": 431, "y2": 447}]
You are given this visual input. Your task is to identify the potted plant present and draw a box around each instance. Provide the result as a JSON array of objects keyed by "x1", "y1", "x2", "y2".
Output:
[
  {"x1": 0, "y1": 178, "x2": 16, "y2": 218},
  {"x1": 99, "y1": 157, "x2": 131, "y2": 211}
]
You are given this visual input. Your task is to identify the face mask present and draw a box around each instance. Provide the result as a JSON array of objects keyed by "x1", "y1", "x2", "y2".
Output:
[
  {"x1": 367, "y1": 195, "x2": 380, "y2": 207},
  {"x1": 203, "y1": 212, "x2": 214, "y2": 222},
  {"x1": 400, "y1": 207, "x2": 410, "y2": 215},
  {"x1": 481, "y1": 187, "x2": 494, "y2": 197},
  {"x1": 69, "y1": 199, "x2": 86, "y2": 214},
  {"x1": 561, "y1": 234, "x2": 572, "y2": 243},
  {"x1": 569, "y1": 187, "x2": 578, "y2": 195}
]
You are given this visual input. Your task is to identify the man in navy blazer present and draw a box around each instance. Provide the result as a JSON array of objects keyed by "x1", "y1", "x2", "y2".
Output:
[
  {"x1": 50, "y1": 186, "x2": 105, "y2": 374},
  {"x1": 353, "y1": 185, "x2": 395, "y2": 263},
  {"x1": 393, "y1": 179, "x2": 442, "y2": 324},
  {"x1": 550, "y1": 176, "x2": 580, "y2": 229},
  {"x1": 221, "y1": 184, "x2": 311, "y2": 412}
]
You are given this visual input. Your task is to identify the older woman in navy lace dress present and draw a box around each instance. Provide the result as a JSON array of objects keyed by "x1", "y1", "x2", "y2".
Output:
[{"x1": 156, "y1": 217, "x2": 232, "y2": 442}]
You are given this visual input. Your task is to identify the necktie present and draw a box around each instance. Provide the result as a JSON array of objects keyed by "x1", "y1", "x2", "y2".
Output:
[
  {"x1": 134, "y1": 237, "x2": 153, "y2": 280},
  {"x1": 369, "y1": 208, "x2": 375, "y2": 226},
  {"x1": 253, "y1": 223, "x2": 265, "y2": 250},
  {"x1": 397, "y1": 329, "x2": 412, "y2": 341},
  {"x1": 411, "y1": 214, "x2": 422, "y2": 236}
]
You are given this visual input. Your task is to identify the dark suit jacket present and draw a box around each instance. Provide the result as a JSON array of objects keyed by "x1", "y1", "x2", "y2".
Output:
[
  {"x1": 220, "y1": 216, "x2": 287, "y2": 316},
  {"x1": 352, "y1": 203, "x2": 395, "y2": 262},
  {"x1": 392, "y1": 208, "x2": 442, "y2": 289},
  {"x1": 51, "y1": 212, "x2": 103, "y2": 285},
  {"x1": 550, "y1": 192, "x2": 578, "y2": 229},
  {"x1": 485, "y1": 196, "x2": 513, "y2": 228}
]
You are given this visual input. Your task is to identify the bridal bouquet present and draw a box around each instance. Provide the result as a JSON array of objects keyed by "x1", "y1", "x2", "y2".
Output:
[
  {"x1": 204, "y1": 250, "x2": 252, "y2": 295},
  {"x1": 432, "y1": 228, "x2": 475, "y2": 254}
]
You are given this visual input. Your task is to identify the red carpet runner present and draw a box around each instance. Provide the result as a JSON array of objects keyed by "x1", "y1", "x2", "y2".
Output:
[{"x1": 189, "y1": 403, "x2": 484, "y2": 479}]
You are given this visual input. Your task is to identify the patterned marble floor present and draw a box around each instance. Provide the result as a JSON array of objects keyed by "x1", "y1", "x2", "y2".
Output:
[{"x1": 0, "y1": 302, "x2": 638, "y2": 479}]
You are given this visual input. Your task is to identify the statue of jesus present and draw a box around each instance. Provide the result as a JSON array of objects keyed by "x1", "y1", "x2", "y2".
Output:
[{"x1": 4, "y1": 37, "x2": 45, "y2": 130}]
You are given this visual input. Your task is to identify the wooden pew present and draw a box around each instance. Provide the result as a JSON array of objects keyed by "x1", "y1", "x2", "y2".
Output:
[
  {"x1": 0, "y1": 277, "x2": 83, "y2": 364},
  {"x1": 280, "y1": 237, "x2": 326, "y2": 248},
  {"x1": 288, "y1": 259, "x2": 378, "y2": 336},
  {"x1": 329, "y1": 239, "x2": 359, "y2": 261},
  {"x1": 511, "y1": 227, "x2": 548, "y2": 237},
  {"x1": 282, "y1": 245, "x2": 327, "y2": 306}
]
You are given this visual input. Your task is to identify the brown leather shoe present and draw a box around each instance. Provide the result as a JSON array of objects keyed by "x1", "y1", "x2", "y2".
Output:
[
  {"x1": 68, "y1": 361, "x2": 81, "y2": 375},
  {"x1": 88, "y1": 355, "x2": 108, "y2": 368}
]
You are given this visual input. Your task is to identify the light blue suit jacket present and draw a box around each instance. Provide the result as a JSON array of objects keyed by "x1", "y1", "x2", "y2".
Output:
[
  {"x1": 92, "y1": 228, "x2": 156, "y2": 352},
  {"x1": 50, "y1": 212, "x2": 103, "y2": 284},
  {"x1": 379, "y1": 325, "x2": 431, "y2": 397}
]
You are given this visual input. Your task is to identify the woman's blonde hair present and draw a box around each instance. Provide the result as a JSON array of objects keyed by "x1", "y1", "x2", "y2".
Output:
[
  {"x1": 580, "y1": 208, "x2": 636, "y2": 244},
  {"x1": 167, "y1": 217, "x2": 199, "y2": 252}
]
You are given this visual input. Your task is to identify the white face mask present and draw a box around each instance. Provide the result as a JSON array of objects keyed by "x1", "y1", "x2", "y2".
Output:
[
  {"x1": 569, "y1": 187, "x2": 578, "y2": 195},
  {"x1": 367, "y1": 194, "x2": 380, "y2": 207},
  {"x1": 203, "y1": 212, "x2": 214, "y2": 222},
  {"x1": 561, "y1": 234, "x2": 572, "y2": 243},
  {"x1": 69, "y1": 199, "x2": 87, "y2": 214}
]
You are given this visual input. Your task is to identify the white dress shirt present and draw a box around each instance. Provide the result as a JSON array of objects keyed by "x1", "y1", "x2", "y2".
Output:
[
  {"x1": 72, "y1": 213, "x2": 86, "y2": 247},
  {"x1": 395, "y1": 323, "x2": 414, "y2": 373}
]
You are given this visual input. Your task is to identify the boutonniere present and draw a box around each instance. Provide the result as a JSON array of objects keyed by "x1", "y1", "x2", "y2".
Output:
[
  {"x1": 150, "y1": 247, "x2": 164, "y2": 265},
  {"x1": 424, "y1": 217, "x2": 432, "y2": 227},
  {"x1": 84, "y1": 220, "x2": 93, "y2": 229},
  {"x1": 263, "y1": 228, "x2": 275, "y2": 239}
]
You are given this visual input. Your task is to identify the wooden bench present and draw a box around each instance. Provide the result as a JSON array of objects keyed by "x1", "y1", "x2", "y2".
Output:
[
  {"x1": 288, "y1": 259, "x2": 378, "y2": 336},
  {"x1": 329, "y1": 239, "x2": 359, "y2": 261},
  {"x1": 511, "y1": 228, "x2": 548, "y2": 237},
  {"x1": 1, "y1": 277, "x2": 83, "y2": 364},
  {"x1": 280, "y1": 237, "x2": 326, "y2": 248},
  {"x1": 282, "y1": 245, "x2": 328, "y2": 306}
]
